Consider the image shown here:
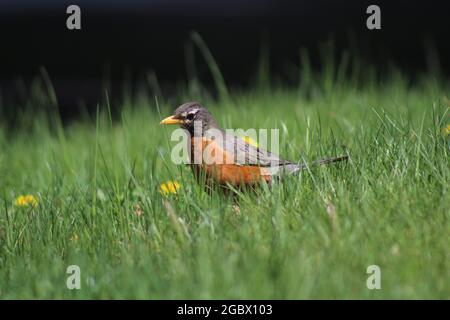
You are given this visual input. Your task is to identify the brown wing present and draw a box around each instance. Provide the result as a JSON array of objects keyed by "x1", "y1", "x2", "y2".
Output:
[{"x1": 221, "y1": 132, "x2": 290, "y2": 167}]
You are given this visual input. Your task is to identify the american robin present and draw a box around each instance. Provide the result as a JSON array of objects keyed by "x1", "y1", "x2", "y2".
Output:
[{"x1": 160, "y1": 102, "x2": 348, "y2": 190}]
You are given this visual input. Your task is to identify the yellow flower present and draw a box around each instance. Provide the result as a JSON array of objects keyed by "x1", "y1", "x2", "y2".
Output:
[
  {"x1": 159, "y1": 181, "x2": 181, "y2": 196},
  {"x1": 443, "y1": 124, "x2": 450, "y2": 137},
  {"x1": 242, "y1": 136, "x2": 259, "y2": 147},
  {"x1": 134, "y1": 203, "x2": 143, "y2": 217},
  {"x1": 14, "y1": 194, "x2": 38, "y2": 208},
  {"x1": 69, "y1": 233, "x2": 79, "y2": 243}
]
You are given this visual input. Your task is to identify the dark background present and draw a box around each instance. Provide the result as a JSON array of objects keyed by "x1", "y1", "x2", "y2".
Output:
[{"x1": 1, "y1": 0, "x2": 449, "y2": 118}]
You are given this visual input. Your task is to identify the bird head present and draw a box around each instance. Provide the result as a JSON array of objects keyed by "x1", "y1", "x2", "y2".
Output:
[{"x1": 160, "y1": 102, "x2": 217, "y2": 134}]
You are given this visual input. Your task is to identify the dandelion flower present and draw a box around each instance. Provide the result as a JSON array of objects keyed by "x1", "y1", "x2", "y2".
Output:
[
  {"x1": 69, "y1": 233, "x2": 79, "y2": 243},
  {"x1": 159, "y1": 181, "x2": 181, "y2": 196},
  {"x1": 14, "y1": 194, "x2": 38, "y2": 208},
  {"x1": 134, "y1": 203, "x2": 143, "y2": 217},
  {"x1": 443, "y1": 124, "x2": 450, "y2": 137}
]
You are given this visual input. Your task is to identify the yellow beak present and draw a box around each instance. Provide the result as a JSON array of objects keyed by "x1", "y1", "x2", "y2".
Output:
[{"x1": 160, "y1": 115, "x2": 184, "y2": 125}]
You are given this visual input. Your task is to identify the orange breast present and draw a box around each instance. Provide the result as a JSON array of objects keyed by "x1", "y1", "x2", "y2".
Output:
[
  {"x1": 190, "y1": 137, "x2": 271, "y2": 186},
  {"x1": 204, "y1": 163, "x2": 270, "y2": 185}
]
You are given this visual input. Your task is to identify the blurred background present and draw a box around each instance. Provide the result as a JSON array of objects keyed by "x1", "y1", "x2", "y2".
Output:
[{"x1": 1, "y1": 0, "x2": 449, "y2": 120}]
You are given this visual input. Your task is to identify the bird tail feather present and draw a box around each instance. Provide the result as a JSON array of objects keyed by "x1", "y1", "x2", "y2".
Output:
[
  {"x1": 310, "y1": 154, "x2": 349, "y2": 167},
  {"x1": 289, "y1": 154, "x2": 349, "y2": 175}
]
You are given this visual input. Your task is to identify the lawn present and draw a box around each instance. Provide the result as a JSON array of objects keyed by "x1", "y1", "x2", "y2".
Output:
[{"x1": 0, "y1": 68, "x2": 449, "y2": 299}]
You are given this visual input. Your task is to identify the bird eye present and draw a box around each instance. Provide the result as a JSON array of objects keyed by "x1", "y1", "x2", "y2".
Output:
[{"x1": 186, "y1": 112, "x2": 196, "y2": 120}]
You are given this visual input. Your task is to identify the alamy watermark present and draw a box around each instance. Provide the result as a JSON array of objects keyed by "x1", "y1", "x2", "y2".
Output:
[
  {"x1": 64, "y1": 5, "x2": 382, "y2": 32},
  {"x1": 366, "y1": 265, "x2": 381, "y2": 290},
  {"x1": 169, "y1": 122, "x2": 281, "y2": 169},
  {"x1": 66, "y1": 265, "x2": 81, "y2": 290},
  {"x1": 66, "y1": 5, "x2": 81, "y2": 30},
  {"x1": 366, "y1": 5, "x2": 381, "y2": 30}
]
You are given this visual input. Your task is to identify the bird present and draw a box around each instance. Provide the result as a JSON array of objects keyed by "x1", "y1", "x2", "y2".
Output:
[{"x1": 160, "y1": 102, "x2": 348, "y2": 191}]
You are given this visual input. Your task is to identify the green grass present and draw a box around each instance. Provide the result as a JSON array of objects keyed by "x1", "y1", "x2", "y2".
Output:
[{"x1": 0, "y1": 70, "x2": 449, "y2": 299}]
